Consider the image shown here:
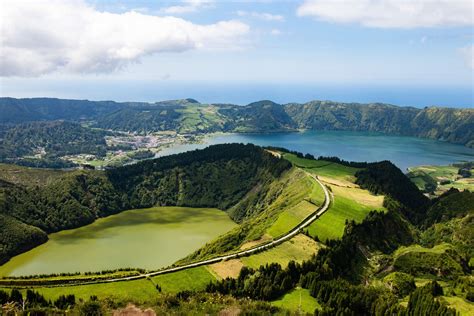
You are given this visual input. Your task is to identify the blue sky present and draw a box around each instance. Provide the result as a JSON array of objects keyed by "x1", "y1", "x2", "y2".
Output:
[{"x1": 1, "y1": 0, "x2": 473, "y2": 106}]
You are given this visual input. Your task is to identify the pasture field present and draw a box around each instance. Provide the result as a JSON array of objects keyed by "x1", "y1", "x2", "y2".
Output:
[
  {"x1": 266, "y1": 174, "x2": 324, "y2": 238},
  {"x1": 284, "y1": 154, "x2": 385, "y2": 242},
  {"x1": 1, "y1": 279, "x2": 157, "y2": 303},
  {"x1": 283, "y1": 153, "x2": 359, "y2": 181},
  {"x1": 151, "y1": 266, "x2": 216, "y2": 293},
  {"x1": 241, "y1": 234, "x2": 320, "y2": 269},
  {"x1": 267, "y1": 200, "x2": 316, "y2": 238},
  {"x1": 393, "y1": 243, "x2": 454, "y2": 258},
  {"x1": 307, "y1": 188, "x2": 383, "y2": 241},
  {"x1": 407, "y1": 164, "x2": 474, "y2": 194},
  {"x1": 0, "y1": 267, "x2": 216, "y2": 302},
  {"x1": 271, "y1": 288, "x2": 321, "y2": 314},
  {"x1": 176, "y1": 105, "x2": 224, "y2": 133},
  {"x1": 442, "y1": 296, "x2": 474, "y2": 316}
]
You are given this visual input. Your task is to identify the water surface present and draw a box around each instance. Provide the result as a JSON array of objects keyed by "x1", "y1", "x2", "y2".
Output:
[
  {"x1": 0, "y1": 207, "x2": 236, "y2": 276},
  {"x1": 159, "y1": 130, "x2": 474, "y2": 172}
]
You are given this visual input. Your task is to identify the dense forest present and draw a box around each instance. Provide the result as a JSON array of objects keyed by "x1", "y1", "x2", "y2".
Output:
[
  {"x1": 1, "y1": 97, "x2": 472, "y2": 148},
  {"x1": 0, "y1": 121, "x2": 109, "y2": 161},
  {"x1": 0, "y1": 144, "x2": 290, "y2": 264}
]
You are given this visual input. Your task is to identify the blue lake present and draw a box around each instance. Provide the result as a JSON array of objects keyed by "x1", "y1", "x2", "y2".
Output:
[{"x1": 158, "y1": 131, "x2": 474, "y2": 172}]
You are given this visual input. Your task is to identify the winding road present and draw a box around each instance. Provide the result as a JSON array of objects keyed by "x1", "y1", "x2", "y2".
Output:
[{"x1": 5, "y1": 173, "x2": 331, "y2": 287}]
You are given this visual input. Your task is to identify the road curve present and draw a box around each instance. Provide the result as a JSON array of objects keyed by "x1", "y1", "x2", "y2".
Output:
[{"x1": 6, "y1": 173, "x2": 331, "y2": 287}]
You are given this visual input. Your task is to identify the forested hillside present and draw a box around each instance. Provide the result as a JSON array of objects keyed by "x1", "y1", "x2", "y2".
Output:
[
  {"x1": 1, "y1": 97, "x2": 472, "y2": 147},
  {"x1": 0, "y1": 121, "x2": 109, "y2": 159},
  {"x1": 0, "y1": 144, "x2": 290, "y2": 264}
]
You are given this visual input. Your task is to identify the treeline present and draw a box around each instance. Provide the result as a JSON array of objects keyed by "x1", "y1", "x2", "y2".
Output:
[
  {"x1": 207, "y1": 263, "x2": 298, "y2": 300},
  {"x1": 310, "y1": 280, "x2": 456, "y2": 316},
  {"x1": 423, "y1": 189, "x2": 474, "y2": 228},
  {"x1": 355, "y1": 161, "x2": 431, "y2": 224},
  {"x1": 0, "y1": 289, "x2": 76, "y2": 312}
]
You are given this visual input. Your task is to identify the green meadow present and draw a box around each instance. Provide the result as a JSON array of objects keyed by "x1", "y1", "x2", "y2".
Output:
[{"x1": 271, "y1": 288, "x2": 321, "y2": 314}]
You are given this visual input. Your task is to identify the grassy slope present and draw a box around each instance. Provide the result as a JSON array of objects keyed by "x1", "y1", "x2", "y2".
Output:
[
  {"x1": 441, "y1": 296, "x2": 474, "y2": 316},
  {"x1": 271, "y1": 288, "x2": 321, "y2": 314},
  {"x1": 308, "y1": 193, "x2": 380, "y2": 241},
  {"x1": 241, "y1": 234, "x2": 321, "y2": 269},
  {"x1": 176, "y1": 105, "x2": 226, "y2": 133},
  {"x1": 0, "y1": 163, "x2": 67, "y2": 187},
  {"x1": 283, "y1": 154, "x2": 386, "y2": 241},
  {"x1": 408, "y1": 164, "x2": 474, "y2": 194},
  {"x1": 151, "y1": 266, "x2": 216, "y2": 293}
]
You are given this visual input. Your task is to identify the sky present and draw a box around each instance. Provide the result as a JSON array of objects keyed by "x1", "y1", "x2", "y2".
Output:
[{"x1": 0, "y1": 0, "x2": 473, "y2": 107}]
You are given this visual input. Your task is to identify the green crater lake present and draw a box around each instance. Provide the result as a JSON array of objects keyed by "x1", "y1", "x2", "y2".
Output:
[{"x1": 0, "y1": 207, "x2": 236, "y2": 276}]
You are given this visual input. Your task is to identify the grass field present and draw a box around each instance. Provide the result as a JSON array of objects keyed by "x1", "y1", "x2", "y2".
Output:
[
  {"x1": 283, "y1": 154, "x2": 385, "y2": 242},
  {"x1": 0, "y1": 267, "x2": 216, "y2": 302},
  {"x1": 442, "y1": 296, "x2": 474, "y2": 316},
  {"x1": 271, "y1": 288, "x2": 321, "y2": 314},
  {"x1": 0, "y1": 163, "x2": 67, "y2": 187},
  {"x1": 267, "y1": 200, "x2": 316, "y2": 238},
  {"x1": 266, "y1": 174, "x2": 324, "y2": 238},
  {"x1": 307, "y1": 189, "x2": 383, "y2": 241},
  {"x1": 283, "y1": 153, "x2": 359, "y2": 181},
  {"x1": 176, "y1": 105, "x2": 224, "y2": 133},
  {"x1": 393, "y1": 243, "x2": 454, "y2": 258},
  {"x1": 407, "y1": 164, "x2": 474, "y2": 194},
  {"x1": 152, "y1": 267, "x2": 216, "y2": 293},
  {"x1": 241, "y1": 234, "x2": 320, "y2": 269},
  {"x1": 1, "y1": 278, "x2": 158, "y2": 303}
]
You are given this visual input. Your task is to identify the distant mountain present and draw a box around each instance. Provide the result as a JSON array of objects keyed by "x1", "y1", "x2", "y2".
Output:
[
  {"x1": 285, "y1": 101, "x2": 474, "y2": 148},
  {"x1": 1, "y1": 97, "x2": 472, "y2": 147}
]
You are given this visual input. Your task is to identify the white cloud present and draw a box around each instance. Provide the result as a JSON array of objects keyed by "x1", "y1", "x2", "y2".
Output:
[
  {"x1": 162, "y1": 0, "x2": 214, "y2": 14},
  {"x1": 270, "y1": 29, "x2": 282, "y2": 36},
  {"x1": 460, "y1": 44, "x2": 474, "y2": 69},
  {"x1": 237, "y1": 11, "x2": 285, "y2": 22},
  {"x1": 297, "y1": 0, "x2": 474, "y2": 28},
  {"x1": 0, "y1": 0, "x2": 249, "y2": 77}
]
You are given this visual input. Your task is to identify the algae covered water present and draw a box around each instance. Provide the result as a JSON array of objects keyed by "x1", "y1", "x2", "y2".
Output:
[{"x1": 0, "y1": 207, "x2": 236, "y2": 276}]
